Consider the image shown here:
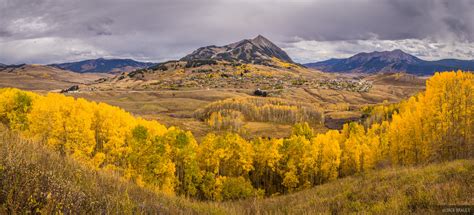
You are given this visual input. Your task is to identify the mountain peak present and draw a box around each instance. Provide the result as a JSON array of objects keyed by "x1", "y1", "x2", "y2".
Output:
[
  {"x1": 251, "y1": 35, "x2": 271, "y2": 44},
  {"x1": 391, "y1": 49, "x2": 404, "y2": 53},
  {"x1": 180, "y1": 35, "x2": 294, "y2": 64},
  {"x1": 350, "y1": 49, "x2": 420, "y2": 64},
  {"x1": 383, "y1": 49, "x2": 410, "y2": 56}
]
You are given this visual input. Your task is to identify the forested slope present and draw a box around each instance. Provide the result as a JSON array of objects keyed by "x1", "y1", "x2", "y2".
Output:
[{"x1": 0, "y1": 129, "x2": 224, "y2": 214}]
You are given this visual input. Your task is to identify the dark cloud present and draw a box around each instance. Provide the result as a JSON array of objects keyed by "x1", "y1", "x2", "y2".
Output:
[{"x1": 0, "y1": 0, "x2": 473, "y2": 64}]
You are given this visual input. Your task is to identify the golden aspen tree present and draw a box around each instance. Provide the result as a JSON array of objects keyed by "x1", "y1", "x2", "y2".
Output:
[
  {"x1": 423, "y1": 71, "x2": 474, "y2": 160},
  {"x1": 127, "y1": 123, "x2": 175, "y2": 194},
  {"x1": 339, "y1": 123, "x2": 375, "y2": 176},
  {"x1": 250, "y1": 137, "x2": 282, "y2": 195},
  {"x1": 197, "y1": 132, "x2": 255, "y2": 200},
  {"x1": 291, "y1": 122, "x2": 314, "y2": 140},
  {"x1": 163, "y1": 127, "x2": 201, "y2": 197},
  {"x1": 91, "y1": 103, "x2": 136, "y2": 170},
  {"x1": 27, "y1": 94, "x2": 96, "y2": 163},
  {"x1": 311, "y1": 130, "x2": 341, "y2": 183},
  {"x1": 0, "y1": 89, "x2": 37, "y2": 130},
  {"x1": 278, "y1": 135, "x2": 309, "y2": 192}
]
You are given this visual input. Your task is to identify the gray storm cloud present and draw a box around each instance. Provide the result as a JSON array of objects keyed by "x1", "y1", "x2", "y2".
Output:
[{"x1": 0, "y1": 0, "x2": 473, "y2": 64}]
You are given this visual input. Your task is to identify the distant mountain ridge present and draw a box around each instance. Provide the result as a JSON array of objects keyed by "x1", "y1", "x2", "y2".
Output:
[
  {"x1": 304, "y1": 49, "x2": 474, "y2": 75},
  {"x1": 0, "y1": 63, "x2": 26, "y2": 70},
  {"x1": 49, "y1": 58, "x2": 156, "y2": 73},
  {"x1": 181, "y1": 35, "x2": 294, "y2": 64}
]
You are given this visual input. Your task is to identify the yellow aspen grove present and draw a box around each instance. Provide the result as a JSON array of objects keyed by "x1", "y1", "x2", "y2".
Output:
[
  {"x1": 91, "y1": 103, "x2": 136, "y2": 169},
  {"x1": 198, "y1": 133, "x2": 254, "y2": 177},
  {"x1": 250, "y1": 137, "x2": 283, "y2": 195},
  {"x1": 162, "y1": 127, "x2": 202, "y2": 197},
  {"x1": 423, "y1": 71, "x2": 474, "y2": 160},
  {"x1": 339, "y1": 123, "x2": 363, "y2": 176},
  {"x1": 311, "y1": 130, "x2": 341, "y2": 183},
  {"x1": 291, "y1": 122, "x2": 314, "y2": 140},
  {"x1": 27, "y1": 94, "x2": 96, "y2": 162},
  {"x1": 278, "y1": 135, "x2": 309, "y2": 192},
  {"x1": 0, "y1": 89, "x2": 37, "y2": 131},
  {"x1": 388, "y1": 71, "x2": 473, "y2": 164}
]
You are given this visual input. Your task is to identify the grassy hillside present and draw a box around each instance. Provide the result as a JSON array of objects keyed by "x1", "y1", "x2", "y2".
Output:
[
  {"x1": 220, "y1": 160, "x2": 473, "y2": 214},
  {"x1": 0, "y1": 65, "x2": 110, "y2": 91},
  {"x1": 1, "y1": 129, "x2": 471, "y2": 214},
  {"x1": 0, "y1": 129, "x2": 224, "y2": 214}
]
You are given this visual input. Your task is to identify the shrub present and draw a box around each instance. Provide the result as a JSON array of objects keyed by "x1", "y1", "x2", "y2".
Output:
[{"x1": 221, "y1": 177, "x2": 257, "y2": 200}]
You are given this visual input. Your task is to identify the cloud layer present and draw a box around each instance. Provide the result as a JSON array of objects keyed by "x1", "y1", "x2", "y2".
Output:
[{"x1": 1, "y1": 0, "x2": 473, "y2": 64}]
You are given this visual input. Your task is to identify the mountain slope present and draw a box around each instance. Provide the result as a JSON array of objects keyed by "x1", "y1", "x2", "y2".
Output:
[
  {"x1": 181, "y1": 35, "x2": 294, "y2": 64},
  {"x1": 0, "y1": 64, "x2": 109, "y2": 90},
  {"x1": 305, "y1": 49, "x2": 474, "y2": 75},
  {"x1": 49, "y1": 58, "x2": 156, "y2": 73}
]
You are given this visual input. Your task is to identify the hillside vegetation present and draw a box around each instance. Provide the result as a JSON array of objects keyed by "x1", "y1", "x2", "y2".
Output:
[
  {"x1": 194, "y1": 97, "x2": 324, "y2": 129},
  {"x1": 0, "y1": 71, "x2": 472, "y2": 210},
  {"x1": 0, "y1": 131, "x2": 471, "y2": 214},
  {"x1": 0, "y1": 129, "x2": 224, "y2": 214},
  {"x1": 220, "y1": 159, "x2": 473, "y2": 214}
]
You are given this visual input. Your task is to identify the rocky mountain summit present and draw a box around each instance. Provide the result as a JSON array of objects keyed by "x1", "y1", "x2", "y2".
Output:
[{"x1": 181, "y1": 35, "x2": 294, "y2": 64}]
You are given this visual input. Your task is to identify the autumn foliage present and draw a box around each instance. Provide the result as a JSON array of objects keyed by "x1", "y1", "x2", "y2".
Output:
[
  {"x1": 195, "y1": 97, "x2": 324, "y2": 126},
  {"x1": 0, "y1": 71, "x2": 472, "y2": 200}
]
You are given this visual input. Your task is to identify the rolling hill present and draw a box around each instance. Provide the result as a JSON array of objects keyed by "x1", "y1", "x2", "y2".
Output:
[
  {"x1": 49, "y1": 58, "x2": 156, "y2": 74},
  {"x1": 0, "y1": 64, "x2": 110, "y2": 91},
  {"x1": 305, "y1": 49, "x2": 474, "y2": 75}
]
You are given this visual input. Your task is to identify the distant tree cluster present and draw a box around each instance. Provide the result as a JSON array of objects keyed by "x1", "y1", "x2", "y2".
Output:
[
  {"x1": 195, "y1": 97, "x2": 324, "y2": 126},
  {"x1": 361, "y1": 101, "x2": 400, "y2": 127},
  {"x1": 207, "y1": 110, "x2": 245, "y2": 131},
  {"x1": 0, "y1": 71, "x2": 472, "y2": 201}
]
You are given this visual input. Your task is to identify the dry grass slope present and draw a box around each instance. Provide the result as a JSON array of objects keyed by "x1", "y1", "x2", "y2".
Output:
[
  {"x1": 0, "y1": 65, "x2": 110, "y2": 91},
  {"x1": 220, "y1": 160, "x2": 473, "y2": 214}
]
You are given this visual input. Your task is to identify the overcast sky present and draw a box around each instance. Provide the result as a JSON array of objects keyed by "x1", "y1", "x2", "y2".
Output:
[{"x1": 1, "y1": 0, "x2": 474, "y2": 64}]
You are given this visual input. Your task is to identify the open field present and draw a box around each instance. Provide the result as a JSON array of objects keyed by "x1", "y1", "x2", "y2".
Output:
[{"x1": 72, "y1": 74, "x2": 424, "y2": 138}]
